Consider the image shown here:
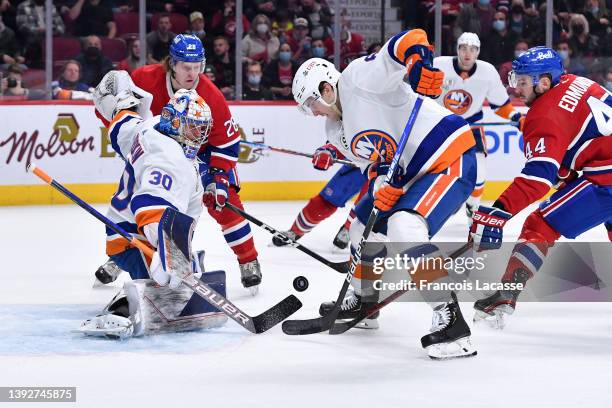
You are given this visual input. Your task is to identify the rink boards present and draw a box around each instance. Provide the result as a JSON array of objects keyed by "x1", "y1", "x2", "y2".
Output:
[{"x1": 0, "y1": 101, "x2": 527, "y2": 205}]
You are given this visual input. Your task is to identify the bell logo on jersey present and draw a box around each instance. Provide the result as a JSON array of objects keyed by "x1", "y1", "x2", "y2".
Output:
[
  {"x1": 350, "y1": 130, "x2": 397, "y2": 163},
  {"x1": 443, "y1": 90, "x2": 473, "y2": 115}
]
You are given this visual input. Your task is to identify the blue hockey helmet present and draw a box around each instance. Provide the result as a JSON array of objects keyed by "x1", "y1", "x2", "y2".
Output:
[
  {"x1": 156, "y1": 89, "x2": 213, "y2": 159},
  {"x1": 508, "y1": 46, "x2": 564, "y2": 88},
  {"x1": 169, "y1": 34, "x2": 205, "y2": 65}
]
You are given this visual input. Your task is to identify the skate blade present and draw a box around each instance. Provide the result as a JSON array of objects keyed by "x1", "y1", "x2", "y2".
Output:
[
  {"x1": 473, "y1": 307, "x2": 512, "y2": 330},
  {"x1": 354, "y1": 318, "x2": 379, "y2": 330},
  {"x1": 247, "y1": 285, "x2": 260, "y2": 297},
  {"x1": 427, "y1": 337, "x2": 477, "y2": 360}
]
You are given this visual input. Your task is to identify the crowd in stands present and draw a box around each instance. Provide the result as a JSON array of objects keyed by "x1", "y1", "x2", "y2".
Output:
[{"x1": 0, "y1": 0, "x2": 610, "y2": 100}]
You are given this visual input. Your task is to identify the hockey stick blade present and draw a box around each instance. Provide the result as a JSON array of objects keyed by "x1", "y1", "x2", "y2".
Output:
[
  {"x1": 282, "y1": 315, "x2": 331, "y2": 335},
  {"x1": 252, "y1": 295, "x2": 303, "y2": 333},
  {"x1": 329, "y1": 242, "x2": 474, "y2": 335}
]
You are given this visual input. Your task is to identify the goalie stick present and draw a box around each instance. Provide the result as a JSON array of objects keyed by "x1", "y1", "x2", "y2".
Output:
[
  {"x1": 282, "y1": 95, "x2": 425, "y2": 336},
  {"x1": 28, "y1": 163, "x2": 301, "y2": 334},
  {"x1": 241, "y1": 140, "x2": 355, "y2": 166},
  {"x1": 225, "y1": 202, "x2": 348, "y2": 274}
]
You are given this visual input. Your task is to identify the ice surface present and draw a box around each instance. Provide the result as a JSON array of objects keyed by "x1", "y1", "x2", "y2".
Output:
[{"x1": 1, "y1": 202, "x2": 610, "y2": 408}]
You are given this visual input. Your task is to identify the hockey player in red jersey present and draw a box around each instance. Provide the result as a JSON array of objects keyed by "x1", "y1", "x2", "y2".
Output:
[
  {"x1": 470, "y1": 46, "x2": 612, "y2": 327},
  {"x1": 95, "y1": 34, "x2": 262, "y2": 294}
]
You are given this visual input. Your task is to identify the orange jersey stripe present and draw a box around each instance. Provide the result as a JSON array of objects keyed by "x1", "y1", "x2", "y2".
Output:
[
  {"x1": 108, "y1": 110, "x2": 140, "y2": 131},
  {"x1": 427, "y1": 130, "x2": 475, "y2": 174},
  {"x1": 411, "y1": 257, "x2": 449, "y2": 283},
  {"x1": 470, "y1": 186, "x2": 484, "y2": 198},
  {"x1": 106, "y1": 237, "x2": 153, "y2": 259},
  {"x1": 134, "y1": 208, "x2": 166, "y2": 231},
  {"x1": 415, "y1": 174, "x2": 455, "y2": 217}
]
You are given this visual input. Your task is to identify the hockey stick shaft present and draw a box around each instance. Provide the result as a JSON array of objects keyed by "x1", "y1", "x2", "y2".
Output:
[
  {"x1": 241, "y1": 140, "x2": 355, "y2": 166},
  {"x1": 473, "y1": 121, "x2": 519, "y2": 127},
  {"x1": 225, "y1": 202, "x2": 347, "y2": 274},
  {"x1": 28, "y1": 163, "x2": 301, "y2": 333},
  {"x1": 325, "y1": 95, "x2": 426, "y2": 333}
]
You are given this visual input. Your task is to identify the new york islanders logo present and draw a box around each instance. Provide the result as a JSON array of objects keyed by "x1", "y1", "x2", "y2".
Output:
[
  {"x1": 351, "y1": 130, "x2": 397, "y2": 163},
  {"x1": 443, "y1": 89, "x2": 473, "y2": 115}
]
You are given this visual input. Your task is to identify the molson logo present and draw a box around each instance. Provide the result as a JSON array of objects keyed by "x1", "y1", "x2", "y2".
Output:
[
  {"x1": 350, "y1": 129, "x2": 397, "y2": 162},
  {"x1": 0, "y1": 113, "x2": 95, "y2": 170},
  {"x1": 443, "y1": 89, "x2": 473, "y2": 115}
]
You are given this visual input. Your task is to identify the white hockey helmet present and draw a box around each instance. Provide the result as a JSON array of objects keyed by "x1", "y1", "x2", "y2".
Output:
[
  {"x1": 457, "y1": 32, "x2": 481, "y2": 53},
  {"x1": 292, "y1": 58, "x2": 341, "y2": 116}
]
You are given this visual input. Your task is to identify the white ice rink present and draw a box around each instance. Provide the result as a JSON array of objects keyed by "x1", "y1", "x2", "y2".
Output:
[{"x1": 1, "y1": 201, "x2": 611, "y2": 408}]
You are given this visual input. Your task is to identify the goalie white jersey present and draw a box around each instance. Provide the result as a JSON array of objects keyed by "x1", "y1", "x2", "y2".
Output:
[
  {"x1": 105, "y1": 111, "x2": 204, "y2": 257},
  {"x1": 433, "y1": 56, "x2": 515, "y2": 123},
  {"x1": 325, "y1": 31, "x2": 475, "y2": 187}
]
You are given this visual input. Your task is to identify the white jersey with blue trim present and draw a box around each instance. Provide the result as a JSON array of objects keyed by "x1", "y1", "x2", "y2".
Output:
[
  {"x1": 105, "y1": 111, "x2": 203, "y2": 254},
  {"x1": 325, "y1": 32, "x2": 475, "y2": 187},
  {"x1": 433, "y1": 56, "x2": 511, "y2": 123}
]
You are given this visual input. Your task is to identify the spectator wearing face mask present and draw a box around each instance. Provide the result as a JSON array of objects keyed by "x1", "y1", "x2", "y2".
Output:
[
  {"x1": 498, "y1": 38, "x2": 529, "y2": 88},
  {"x1": 481, "y1": 11, "x2": 519, "y2": 68},
  {"x1": 583, "y1": 0, "x2": 610, "y2": 39},
  {"x1": 311, "y1": 38, "x2": 328, "y2": 59},
  {"x1": 51, "y1": 60, "x2": 93, "y2": 100},
  {"x1": 455, "y1": 0, "x2": 496, "y2": 39},
  {"x1": 243, "y1": 60, "x2": 274, "y2": 100},
  {"x1": 75, "y1": 35, "x2": 113, "y2": 87},
  {"x1": 262, "y1": 43, "x2": 298, "y2": 100},
  {"x1": 556, "y1": 40, "x2": 587, "y2": 77},
  {"x1": 241, "y1": 13, "x2": 279, "y2": 64},
  {"x1": 567, "y1": 13, "x2": 599, "y2": 60},
  {"x1": 507, "y1": 0, "x2": 538, "y2": 38},
  {"x1": 117, "y1": 38, "x2": 140, "y2": 74},
  {"x1": 284, "y1": 17, "x2": 312, "y2": 65}
]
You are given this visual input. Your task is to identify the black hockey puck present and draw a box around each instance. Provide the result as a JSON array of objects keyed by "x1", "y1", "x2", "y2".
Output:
[{"x1": 293, "y1": 276, "x2": 309, "y2": 292}]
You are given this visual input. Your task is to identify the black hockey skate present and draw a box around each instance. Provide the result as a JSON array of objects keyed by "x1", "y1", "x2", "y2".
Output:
[
  {"x1": 94, "y1": 258, "x2": 123, "y2": 286},
  {"x1": 473, "y1": 268, "x2": 530, "y2": 329},
  {"x1": 332, "y1": 225, "x2": 350, "y2": 250},
  {"x1": 240, "y1": 259, "x2": 262, "y2": 296},
  {"x1": 319, "y1": 289, "x2": 379, "y2": 329},
  {"x1": 421, "y1": 292, "x2": 477, "y2": 360},
  {"x1": 272, "y1": 230, "x2": 301, "y2": 247}
]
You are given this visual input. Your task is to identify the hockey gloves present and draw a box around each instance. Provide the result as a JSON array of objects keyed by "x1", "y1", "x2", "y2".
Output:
[
  {"x1": 469, "y1": 205, "x2": 512, "y2": 251},
  {"x1": 203, "y1": 168, "x2": 230, "y2": 211},
  {"x1": 510, "y1": 112, "x2": 525, "y2": 132},
  {"x1": 368, "y1": 162, "x2": 406, "y2": 211},
  {"x1": 312, "y1": 143, "x2": 343, "y2": 171},
  {"x1": 405, "y1": 45, "x2": 444, "y2": 98}
]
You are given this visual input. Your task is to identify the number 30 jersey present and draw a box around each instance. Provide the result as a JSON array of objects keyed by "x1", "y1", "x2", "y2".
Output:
[
  {"x1": 105, "y1": 111, "x2": 204, "y2": 257},
  {"x1": 497, "y1": 74, "x2": 612, "y2": 215}
]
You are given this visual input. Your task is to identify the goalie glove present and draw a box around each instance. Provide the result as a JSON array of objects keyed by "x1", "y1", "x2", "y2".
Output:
[{"x1": 94, "y1": 70, "x2": 153, "y2": 122}]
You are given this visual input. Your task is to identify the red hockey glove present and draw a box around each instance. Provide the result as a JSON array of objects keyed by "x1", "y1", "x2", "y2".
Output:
[
  {"x1": 312, "y1": 143, "x2": 343, "y2": 171},
  {"x1": 203, "y1": 168, "x2": 230, "y2": 211}
]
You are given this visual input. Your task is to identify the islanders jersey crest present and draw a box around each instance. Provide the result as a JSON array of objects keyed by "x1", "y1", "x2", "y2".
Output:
[
  {"x1": 351, "y1": 129, "x2": 397, "y2": 163},
  {"x1": 443, "y1": 89, "x2": 473, "y2": 115}
]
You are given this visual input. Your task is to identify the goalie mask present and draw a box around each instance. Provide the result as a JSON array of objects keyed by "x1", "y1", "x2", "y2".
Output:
[{"x1": 157, "y1": 89, "x2": 213, "y2": 160}]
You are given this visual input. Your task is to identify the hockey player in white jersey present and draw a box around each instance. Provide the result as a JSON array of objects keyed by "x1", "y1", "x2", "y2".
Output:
[
  {"x1": 434, "y1": 32, "x2": 523, "y2": 221},
  {"x1": 78, "y1": 71, "x2": 228, "y2": 339},
  {"x1": 293, "y1": 29, "x2": 478, "y2": 359}
]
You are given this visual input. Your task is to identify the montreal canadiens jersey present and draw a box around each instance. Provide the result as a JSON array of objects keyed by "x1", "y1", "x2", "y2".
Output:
[
  {"x1": 131, "y1": 64, "x2": 240, "y2": 173},
  {"x1": 105, "y1": 111, "x2": 204, "y2": 257},
  {"x1": 433, "y1": 56, "x2": 516, "y2": 123},
  {"x1": 326, "y1": 31, "x2": 475, "y2": 187},
  {"x1": 498, "y1": 74, "x2": 612, "y2": 215}
]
